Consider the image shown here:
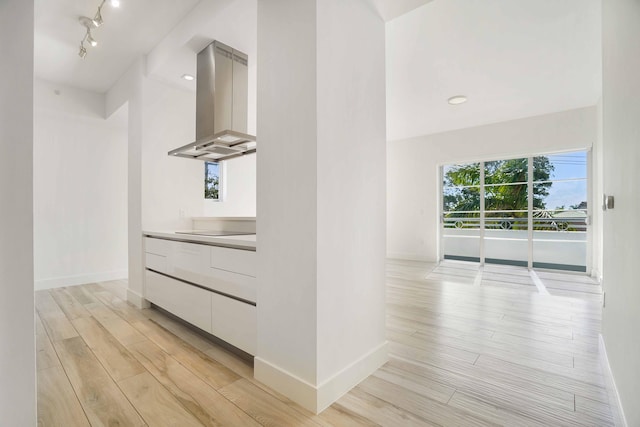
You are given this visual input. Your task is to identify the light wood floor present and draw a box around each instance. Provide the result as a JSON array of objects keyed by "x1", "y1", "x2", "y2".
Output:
[
  {"x1": 428, "y1": 260, "x2": 603, "y2": 303},
  {"x1": 36, "y1": 261, "x2": 613, "y2": 426}
]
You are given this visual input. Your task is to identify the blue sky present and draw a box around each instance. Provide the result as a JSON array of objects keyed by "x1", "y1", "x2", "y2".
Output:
[
  {"x1": 542, "y1": 152, "x2": 587, "y2": 210},
  {"x1": 206, "y1": 161, "x2": 219, "y2": 179},
  {"x1": 544, "y1": 152, "x2": 587, "y2": 181}
]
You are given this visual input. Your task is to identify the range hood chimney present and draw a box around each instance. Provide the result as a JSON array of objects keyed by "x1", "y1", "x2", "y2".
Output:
[{"x1": 169, "y1": 41, "x2": 256, "y2": 162}]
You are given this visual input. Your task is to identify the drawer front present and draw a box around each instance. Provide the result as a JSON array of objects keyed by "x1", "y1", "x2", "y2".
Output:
[
  {"x1": 145, "y1": 253, "x2": 166, "y2": 273},
  {"x1": 210, "y1": 246, "x2": 256, "y2": 277},
  {"x1": 145, "y1": 270, "x2": 212, "y2": 333},
  {"x1": 203, "y1": 269, "x2": 256, "y2": 303},
  {"x1": 173, "y1": 241, "x2": 208, "y2": 271},
  {"x1": 211, "y1": 293, "x2": 256, "y2": 355},
  {"x1": 170, "y1": 241, "x2": 210, "y2": 284},
  {"x1": 144, "y1": 237, "x2": 171, "y2": 256}
]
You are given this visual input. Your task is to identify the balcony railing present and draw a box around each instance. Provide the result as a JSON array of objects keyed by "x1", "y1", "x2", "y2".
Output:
[
  {"x1": 442, "y1": 210, "x2": 588, "y2": 271},
  {"x1": 443, "y1": 210, "x2": 587, "y2": 232}
]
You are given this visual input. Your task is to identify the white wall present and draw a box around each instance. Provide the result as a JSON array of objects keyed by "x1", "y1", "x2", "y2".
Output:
[
  {"x1": 256, "y1": 0, "x2": 387, "y2": 413},
  {"x1": 0, "y1": 0, "x2": 36, "y2": 423},
  {"x1": 137, "y1": 71, "x2": 257, "y2": 226},
  {"x1": 387, "y1": 106, "x2": 597, "y2": 262},
  {"x1": 33, "y1": 79, "x2": 128, "y2": 290},
  {"x1": 141, "y1": 77, "x2": 202, "y2": 231},
  {"x1": 601, "y1": 0, "x2": 640, "y2": 425},
  {"x1": 107, "y1": 60, "x2": 205, "y2": 306},
  {"x1": 145, "y1": 0, "x2": 259, "y2": 219},
  {"x1": 203, "y1": 154, "x2": 256, "y2": 217}
]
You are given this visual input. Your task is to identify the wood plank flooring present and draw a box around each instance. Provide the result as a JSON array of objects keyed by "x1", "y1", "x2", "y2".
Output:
[
  {"x1": 429, "y1": 260, "x2": 603, "y2": 302},
  {"x1": 36, "y1": 262, "x2": 613, "y2": 426}
]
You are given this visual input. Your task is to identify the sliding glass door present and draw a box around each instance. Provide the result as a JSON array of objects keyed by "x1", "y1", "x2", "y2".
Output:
[
  {"x1": 442, "y1": 163, "x2": 481, "y2": 263},
  {"x1": 483, "y1": 158, "x2": 529, "y2": 267},
  {"x1": 532, "y1": 152, "x2": 588, "y2": 271},
  {"x1": 441, "y1": 151, "x2": 589, "y2": 272}
]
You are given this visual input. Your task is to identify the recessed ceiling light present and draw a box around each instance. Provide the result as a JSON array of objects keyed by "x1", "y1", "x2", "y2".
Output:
[
  {"x1": 448, "y1": 95, "x2": 467, "y2": 105},
  {"x1": 182, "y1": 74, "x2": 195, "y2": 81},
  {"x1": 110, "y1": 0, "x2": 120, "y2": 7}
]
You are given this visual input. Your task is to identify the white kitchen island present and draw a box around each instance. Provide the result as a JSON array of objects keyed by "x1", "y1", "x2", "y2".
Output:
[{"x1": 142, "y1": 231, "x2": 257, "y2": 355}]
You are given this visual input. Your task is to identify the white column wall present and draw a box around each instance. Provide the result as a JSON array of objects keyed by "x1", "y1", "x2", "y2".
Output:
[
  {"x1": 316, "y1": 0, "x2": 387, "y2": 385},
  {"x1": 256, "y1": 0, "x2": 387, "y2": 413},
  {"x1": 124, "y1": 60, "x2": 147, "y2": 307},
  {"x1": 387, "y1": 106, "x2": 598, "y2": 262},
  {"x1": 601, "y1": 0, "x2": 640, "y2": 425},
  {"x1": 0, "y1": 0, "x2": 36, "y2": 424},
  {"x1": 256, "y1": 0, "x2": 319, "y2": 390}
]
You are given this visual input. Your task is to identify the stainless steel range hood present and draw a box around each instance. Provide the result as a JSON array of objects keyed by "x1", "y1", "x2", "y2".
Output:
[{"x1": 169, "y1": 41, "x2": 256, "y2": 162}]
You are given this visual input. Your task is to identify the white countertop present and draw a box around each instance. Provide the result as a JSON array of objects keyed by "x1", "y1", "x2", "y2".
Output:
[
  {"x1": 143, "y1": 230, "x2": 256, "y2": 250},
  {"x1": 191, "y1": 217, "x2": 256, "y2": 221}
]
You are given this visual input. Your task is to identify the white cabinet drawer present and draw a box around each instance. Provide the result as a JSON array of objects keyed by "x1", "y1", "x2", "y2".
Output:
[
  {"x1": 145, "y1": 253, "x2": 166, "y2": 273},
  {"x1": 203, "y1": 269, "x2": 256, "y2": 304},
  {"x1": 172, "y1": 241, "x2": 210, "y2": 284},
  {"x1": 210, "y1": 246, "x2": 256, "y2": 277},
  {"x1": 144, "y1": 237, "x2": 171, "y2": 256},
  {"x1": 211, "y1": 293, "x2": 256, "y2": 355},
  {"x1": 145, "y1": 270, "x2": 212, "y2": 334}
]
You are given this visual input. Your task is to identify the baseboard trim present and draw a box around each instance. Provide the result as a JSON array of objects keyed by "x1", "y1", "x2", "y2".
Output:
[
  {"x1": 599, "y1": 334, "x2": 628, "y2": 427},
  {"x1": 127, "y1": 288, "x2": 150, "y2": 309},
  {"x1": 254, "y1": 358, "x2": 318, "y2": 413},
  {"x1": 34, "y1": 269, "x2": 128, "y2": 290},
  {"x1": 316, "y1": 341, "x2": 389, "y2": 412},
  {"x1": 255, "y1": 341, "x2": 389, "y2": 414}
]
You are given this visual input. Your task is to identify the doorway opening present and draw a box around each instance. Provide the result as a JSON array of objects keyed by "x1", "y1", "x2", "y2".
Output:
[{"x1": 440, "y1": 150, "x2": 589, "y2": 273}]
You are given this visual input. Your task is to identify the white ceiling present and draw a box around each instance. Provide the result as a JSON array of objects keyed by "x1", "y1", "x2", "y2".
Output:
[
  {"x1": 34, "y1": 0, "x2": 200, "y2": 93},
  {"x1": 372, "y1": 0, "x2": 433, "y2": 21},
  {"x1": 146, "y1": 0, "x2": 256, "y2": 95},
  {"x1": 35, "y1": 0, "x2": 602, "y2": 141},
  {"x1": 386, "y1": 0, "x2": 602, "y2": 141},
  {"x1": 33, "y1": 0, "x2": 433, "y2": 96}
]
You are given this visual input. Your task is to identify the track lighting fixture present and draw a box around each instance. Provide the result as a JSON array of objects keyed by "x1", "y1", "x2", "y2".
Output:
[
  {"x1": 77, "y1": 0, "x2": 120, "y2": 58},
  {"x1": 86, "y1": 31, "x2": 98, "y2": 47},
  {"x1": 92, "y1": 7, "x2": 103, "y2": 27}
]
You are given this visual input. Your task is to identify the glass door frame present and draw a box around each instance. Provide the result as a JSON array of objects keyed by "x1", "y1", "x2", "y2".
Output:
[{"x1": 439, "y1": 151, "x2": 592, "y2": 274}]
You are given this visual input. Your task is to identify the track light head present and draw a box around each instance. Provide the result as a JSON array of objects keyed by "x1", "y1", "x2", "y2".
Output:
[
  {"x1": 78, "y1": 0, "x2": 119, "y2": 59},
  {"x1": 87, "y1": 31, "x2": 98, "y2": 47},
  {"x1": 92, "y1": 8, "x2": 103, "y2": 27}
]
